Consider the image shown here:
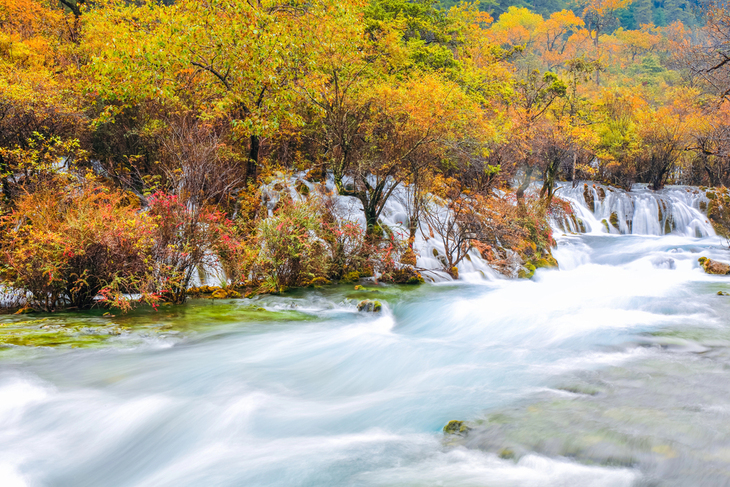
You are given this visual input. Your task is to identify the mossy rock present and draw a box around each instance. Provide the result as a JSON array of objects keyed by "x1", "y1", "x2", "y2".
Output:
[
  {"x1": 609, "y1": 212, "x2": 620, "y2": 228},
  {"x1": 534, "y1": 256, "x2": 558, "y2": 269},
  {"x1": 699, "y1": 257, "x2": 730, "y2": 275},
  {"x1": 443, "y1": 420, "x2": 470, "y2": 435},
  {"x1": 498, "y1": 448, "x2": 516, "y2": 460},
  {"x1": 308, "y1": 277, "x2": 331, "y2": 287},
  {"x1": 706, "y1": 190, "x2": 730, "y2": 238},
  {"x1": 211, "y1": 288, "x2": 240, "y2": 299},
  {"x1": 518, "y1": 262, "x2": 536, "y2": 279},
  {"x1": 583, "y1": 184, "x2": 595, "y2": 211},
  {"x1": 391, "y1": 267, "x2": 424, "y2": 284},
  {"x1": 296, "y1": 182, "x2": 310, "y2": 195},
  {"x1": 601, "y1": 219, "x2": 610, "y2": 233},
  {"x1": 450, "y1": 266, "x2": 459, "y2": 279},
  {"x1": 356, "y1": 299, "x2": 382, "y2": 313}
]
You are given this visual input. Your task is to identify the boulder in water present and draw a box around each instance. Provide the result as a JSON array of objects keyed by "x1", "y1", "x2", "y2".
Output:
[
  {"x1": 357, "y1": 300, "x2": 382, "y2": 312},
  {"x1": 699, "y1": 257, "x2": 730, "y2": 275},
  {"x1": 443, "y1": 420, "x2": 470, "y2": 435},
  {"x1": 518, "y1": 262, "x2": 536, "y2": 279}
]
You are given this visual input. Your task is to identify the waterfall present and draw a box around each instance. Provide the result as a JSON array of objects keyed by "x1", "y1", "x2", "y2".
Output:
[{"x1": 553, "y1": 182, "x2": 715, "y2": 237}]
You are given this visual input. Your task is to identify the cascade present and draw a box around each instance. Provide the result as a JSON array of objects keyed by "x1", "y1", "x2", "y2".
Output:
[{"x1": 553, "y1": 182, "x2": 714, "y2": 237}]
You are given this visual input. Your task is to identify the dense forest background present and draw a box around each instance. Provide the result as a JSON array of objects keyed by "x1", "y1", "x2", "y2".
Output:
[
  {"x1": 439, "y1": 0, "x2": 708, "y2": 28},
  {"x1": 0, "y1": 0, "x2": 728, "y2": 312}
]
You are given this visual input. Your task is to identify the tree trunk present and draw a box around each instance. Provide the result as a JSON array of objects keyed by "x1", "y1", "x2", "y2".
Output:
[
  {"x1": 516, "y1": 166, "x2": 535, "y2": 203},
  {"x1": 571, "y1": 152, "x2": 577, "y2": 181},
  {"x1": 247, "y1": 134, "x2": 260, "y2": 180}
]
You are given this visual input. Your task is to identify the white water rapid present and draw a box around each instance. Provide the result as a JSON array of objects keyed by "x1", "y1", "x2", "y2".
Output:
[{"x1": 1, "y1": 184, "x2": 729, "y2": 486}]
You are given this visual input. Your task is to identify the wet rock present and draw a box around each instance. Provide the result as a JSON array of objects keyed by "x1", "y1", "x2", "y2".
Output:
[
  {"x1": 443, "y1": 420, "x2": 470, "y2": 435},
  {"x1": 583, "y1": 184, "x2": 595, "y2": 211},
  {"x1": 699, "y1": 257, "x2": 730, "y2": 275},
  {"x1": 651, "y1": 257, "x2": 676, "y2": 270},
  {"x1": 609, "y1": 211, "x2": 620, "y2": 229},
  {"x1": 356, "y1": 300, "x2": 382, "y2": 313},
  {"x1": 296, "y1": 181, "x2": 310, "y2": 195},
  {"x1": 518, "y1": 262, "x2": 536, "y2": 279}
]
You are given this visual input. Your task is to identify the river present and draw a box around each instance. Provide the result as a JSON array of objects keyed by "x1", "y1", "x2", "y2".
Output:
[{"x1": 1, "y1": 186, "x2": 729, "y2": 486}]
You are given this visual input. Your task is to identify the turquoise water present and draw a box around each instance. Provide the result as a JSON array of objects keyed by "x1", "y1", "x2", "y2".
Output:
[{"x1": 1, "y1": 233, "x2": 730, "y2": 486}]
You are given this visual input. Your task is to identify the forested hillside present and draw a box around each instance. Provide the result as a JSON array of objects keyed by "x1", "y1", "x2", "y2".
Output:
[{"x1": 439, "y1": 0, "x2": 708, "y2": 28}]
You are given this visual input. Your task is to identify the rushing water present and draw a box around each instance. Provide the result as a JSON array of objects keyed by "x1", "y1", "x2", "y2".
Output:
[{"x1": 2, "y1": 189, "x2": 730, "y2": 486}]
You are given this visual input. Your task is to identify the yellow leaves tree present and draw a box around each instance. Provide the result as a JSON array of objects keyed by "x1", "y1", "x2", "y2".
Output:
[{"x1": 575, "y1": 0, "x2": 634, "y2": 84}]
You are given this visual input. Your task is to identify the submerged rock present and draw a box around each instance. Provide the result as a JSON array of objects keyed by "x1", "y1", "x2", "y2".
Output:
[
  {"x1": 699, "y1": 257, "x2": 730, "y2": 275},
  {"x1": 651, "y1": 257, "x2": 676, "y2": 270}
]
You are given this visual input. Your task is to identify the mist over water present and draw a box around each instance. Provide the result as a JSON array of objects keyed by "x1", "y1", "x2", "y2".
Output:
[{"x1": 2, "y1": 188, "x2": 730, "y2": 486}]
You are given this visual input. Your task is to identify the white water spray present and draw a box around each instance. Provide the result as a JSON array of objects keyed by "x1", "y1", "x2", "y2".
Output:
[{"x1": 553, "y1": 182, "x2": 714, "y2": 237}]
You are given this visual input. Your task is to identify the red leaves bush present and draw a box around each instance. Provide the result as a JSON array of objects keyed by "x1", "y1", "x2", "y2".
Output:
[{"x1": 0, "y1": 182, "x2": 156, "y2": 311}]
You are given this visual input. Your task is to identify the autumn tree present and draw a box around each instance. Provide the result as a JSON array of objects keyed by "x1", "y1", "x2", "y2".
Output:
[
  {"x1": 688, "y1": 1, "x2": 730, "y2": 99},
  {"x1": 510, "y1": 69, "x2": 567, "y2": 202},
  {"x1": 575, "y1": 0, "x2": 634, "y2": 83}
]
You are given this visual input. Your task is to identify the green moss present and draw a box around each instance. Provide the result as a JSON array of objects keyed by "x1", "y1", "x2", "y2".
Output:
[
  {"x1": 0, "y1": 301, "x2": 317, "y2": 351},
  {"x1": 357, "y1": 299, "x2": 382, "y2": 312},
  {"x1": 443, "y1": 420, "x2": 470, "y2": 435},
  {"x1": 341, "y1": 271, "x2": 360, "y2": 283},
  {"x1": 408, "y1": 275, "x2": 424, "y2": 284},
  {"x1": 534, "y1": 256, "x2": 558, "y2": 269},
  {"x1": 609, "y1": 212, "x2": 620, "y2": 228},
  {"x1": 498, "y1": 448, "x2": 516, "y2": 460},
  {"x1": 601, "y1": 219, "x2": 610, "y2": 233},
  {"x1": 308, "y1": 277, "x2": 331, "y2": 287},
  {"x1": 518, "y1": 262, "x2": 536, "y2": 279},
  {"x1": 297, "y1": 182, "x2": 310, "y2": 195},
  {"x1": 369, "y1": 224, "x2": 385, "y2": 238}
]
